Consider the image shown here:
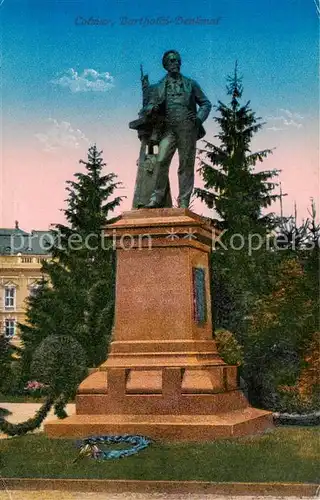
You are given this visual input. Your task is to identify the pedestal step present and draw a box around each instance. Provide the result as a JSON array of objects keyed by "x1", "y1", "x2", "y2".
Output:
[
  {"x1": 100, "y1": 352, "x2": 224, "y2": 368},
  {"x1": 45, "y1": 407, "x2": 273, "y2": 441},
  {"x1": 78, "y1": 365, "x2": 238, "y2": 396}
]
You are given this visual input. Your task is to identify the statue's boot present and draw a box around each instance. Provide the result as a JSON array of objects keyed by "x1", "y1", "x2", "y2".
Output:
[
  {"x1": 179, "y1": 201, "x2": 189, "y2": 209},
  {"x1": 145, "y1": 200, "x2": 162, "y2": 208}
]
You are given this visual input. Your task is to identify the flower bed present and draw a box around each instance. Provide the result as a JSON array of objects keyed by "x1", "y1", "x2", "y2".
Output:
[{"x1": 24, "y1": 381, "x2": 49, "y2": 399}]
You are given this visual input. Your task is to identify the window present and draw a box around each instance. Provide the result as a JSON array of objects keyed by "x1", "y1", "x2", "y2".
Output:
[
  {"x1": 21, "y1": 257, "x2": 32, "y2": 263},
  {"x1": 4, "y1": 319, "x2": 15, "y2": 338},
  {"x1": 37, "y1": 257, "x2": 46, "y2": 263},
  {"x1": 29, "y1": 284, "x2": 41, "y2": 298},
  {"x1": 4, "y1": 286, "x2": 16, "y2": 310}
]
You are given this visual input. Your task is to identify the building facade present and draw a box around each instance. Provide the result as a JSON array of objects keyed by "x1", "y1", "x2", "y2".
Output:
[{"x1": 0, "y1": 223, "x2": 52, "y2": 345}]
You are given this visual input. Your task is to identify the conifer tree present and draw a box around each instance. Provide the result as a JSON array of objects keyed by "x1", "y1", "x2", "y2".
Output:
[
  {"x1": 195, "y1": 63, "x2": 280, "y2": 235},
  {"x1": 20, "y1": 145, "x2": 124, "y2": 376},
  {"x1": 195, "y1": 65, "x2": 281, "y2": 338}
]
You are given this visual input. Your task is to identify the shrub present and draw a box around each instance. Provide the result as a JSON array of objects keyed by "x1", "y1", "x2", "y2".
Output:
[
  {"x1": 297, "y1": 332, "x2": 320, "y2": 398},
  {"x1": 0, "y1": 360, "x2": 25, "y2": 396},
  {"x1": 251, "y1": 354, "x2": 320, "y2": 414},
  {"x1": 276, "y1": 385, "x2": 319, "y2": 414},
  {"x1": 244, "y1": 256, "x2": 318, "y2": 409},
  {"x1": 0, "y1": 335, "x2": 12, "y2": 393},
  {"x1": 215, "y1": 328, "x2": 244, "y2": 366},
  {"x1": 274, "y1": 332, "x2": 320, "y2": 414},
  {"x1": 0, "y1": 335, "x2": 87, "y2": 437},
  {"x1": 30, "y1": 335, "x2": 87, "y2": 399}
]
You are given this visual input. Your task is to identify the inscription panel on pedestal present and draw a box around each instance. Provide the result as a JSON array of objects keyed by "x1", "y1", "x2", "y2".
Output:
[{"x1": 192, "y1": 267, "x2": 207, "y2": 325}]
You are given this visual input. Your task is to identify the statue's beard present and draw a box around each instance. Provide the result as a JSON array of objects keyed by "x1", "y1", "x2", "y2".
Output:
[{"x1": 168, "y1": 65, "x2": 180, "y2": 75}]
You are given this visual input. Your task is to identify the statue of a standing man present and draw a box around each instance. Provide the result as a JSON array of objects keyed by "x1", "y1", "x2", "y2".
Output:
[{"x1": 144, "y1": 50, "x2": 212, "y2": 209}]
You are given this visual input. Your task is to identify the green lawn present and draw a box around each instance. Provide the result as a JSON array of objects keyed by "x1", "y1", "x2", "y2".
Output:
[
  {"x1": 0, "y1": 394, "x2": 75, "y2": 403},
  {"x1": 0, "y1": 393, "x2": 45, "y2": 403},
  {"x1": 0, "y1": 427, "x2": 319, "y2": 483}
]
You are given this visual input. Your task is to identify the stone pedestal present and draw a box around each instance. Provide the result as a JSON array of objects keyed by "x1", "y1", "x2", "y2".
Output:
[{"x1": 45, "y1": 209, "x2": 273, "y2": 440}]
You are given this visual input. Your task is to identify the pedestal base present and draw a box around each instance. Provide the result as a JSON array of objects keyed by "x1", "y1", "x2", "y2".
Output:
[
  {"x1": 45, "y1": 363, "x2": 273, "y2": 440},
  {"x1": 44, "y1": 209, "x2": 274, "y2": 441},
  {"x1": 45, "y1": 408, "x2": 273, "y2": 441}
]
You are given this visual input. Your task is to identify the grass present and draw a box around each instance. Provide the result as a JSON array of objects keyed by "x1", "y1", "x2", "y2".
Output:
[
  {"x1": 0, "y1": 394, "x2": 75, "y2": 404},
  {"x1": 0, "y1": 394, "x2": 45, "y2": 403},
  {"x1": 0, "y1": 427, "x2": 319, "y2": 483}
]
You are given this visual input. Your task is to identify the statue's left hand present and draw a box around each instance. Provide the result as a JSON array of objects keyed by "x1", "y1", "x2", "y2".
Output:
[{"x1": 187, "y1": 111, "x2": 202, "y2": 127}]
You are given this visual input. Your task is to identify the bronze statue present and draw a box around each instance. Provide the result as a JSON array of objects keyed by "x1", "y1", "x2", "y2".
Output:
[
  {"x1": 130, "y1": 50, "x2": 212, "y2": 209},
  {"x1": 131, "y1": 65, "x2": 172, "y2": 208}
]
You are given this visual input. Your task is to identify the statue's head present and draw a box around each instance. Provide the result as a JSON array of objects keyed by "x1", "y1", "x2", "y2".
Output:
[{"x1": 162, "y1": 50, "x2": 181, "y2": 75}]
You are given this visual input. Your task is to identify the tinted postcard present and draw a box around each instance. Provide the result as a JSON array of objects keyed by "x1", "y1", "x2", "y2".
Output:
[{"x1": 0, "y1": 1, "x2": 319, "y2": 499}]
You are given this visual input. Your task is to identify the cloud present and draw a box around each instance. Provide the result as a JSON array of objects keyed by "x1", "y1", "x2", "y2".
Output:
[
  {"x1": 265, "y1": 109, "x2": 304, "y2": 131},
  {"x1": 35, "y1": 119, "x2": 89, "y2": 152},
  {"x1": 279, "y1": 109, "x2": 304, "y2": 121},
  {"x1": 52, "y1": 68, "x2": 115, "y2": 92},
  {"x1": 267, "y1": 126, "x2": 284, "y2": 131},
  {"x1": 283, "y1": 119, "x2": 302, "y2": 128}
]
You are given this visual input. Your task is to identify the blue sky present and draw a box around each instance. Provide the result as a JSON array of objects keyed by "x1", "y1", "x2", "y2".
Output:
[
  {"x1": 3, "y1": 0, "x2": 318, "y2": 116},
  {"x1": 1, "y1": 0, "x2": 319, "y2": 229}
]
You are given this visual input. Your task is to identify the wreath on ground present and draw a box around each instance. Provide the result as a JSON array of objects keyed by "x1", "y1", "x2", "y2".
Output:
[{"x1": 73, "y1": 434, "x2": 152, "y2": 462}]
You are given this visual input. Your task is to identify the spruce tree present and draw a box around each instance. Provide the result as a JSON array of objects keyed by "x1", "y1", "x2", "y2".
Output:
[
  {"x1": 20, "y1": 145, "x2": 124, "y2": 376},
  {"x1": 195, "y1": 65, "x2": 281, "y2": 339},
  {"x1": 195, "y1": 63, "x2": 280, "y2": 235}
]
